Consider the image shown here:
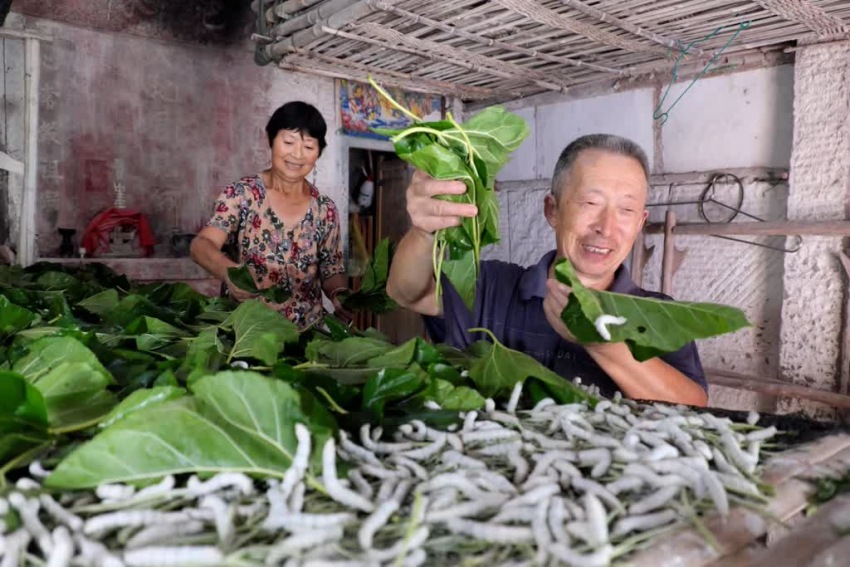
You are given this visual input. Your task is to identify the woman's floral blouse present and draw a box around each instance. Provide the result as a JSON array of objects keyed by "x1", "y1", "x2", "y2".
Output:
[{"x1": 207, "y1": 174, "x2": 344, "y2": 330}]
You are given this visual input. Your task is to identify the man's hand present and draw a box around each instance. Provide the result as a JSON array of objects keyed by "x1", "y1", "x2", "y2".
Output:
[
  {"x1": 543, "y1": 278, "x2": 578, "y2": 342},
  {"x1": 407, "y1": 170, "x2": 477, "y2": 235}
]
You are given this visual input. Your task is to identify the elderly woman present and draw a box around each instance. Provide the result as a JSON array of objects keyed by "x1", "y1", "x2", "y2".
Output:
[{"x1": 191, "y1": 101, "x2": 349, "y2": 329}]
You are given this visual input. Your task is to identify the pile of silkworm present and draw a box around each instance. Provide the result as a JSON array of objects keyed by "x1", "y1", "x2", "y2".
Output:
[{"x1": 0, "y1": 386, "x2": 778, "y2": 567}]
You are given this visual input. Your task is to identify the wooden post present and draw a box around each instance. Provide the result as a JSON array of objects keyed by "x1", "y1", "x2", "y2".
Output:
[
  {"x1": 18, "y1": 37, "x2": 40, "y2": 266},
  {"x1": 631, "y1": 229, "x2": 646, "y2": 287},
  {"x1": 661, "y1": 210, "x2": 676, "y2": 295},
  {"x1": 838, "y1": 251, "x2": 850, "y2": 396}
]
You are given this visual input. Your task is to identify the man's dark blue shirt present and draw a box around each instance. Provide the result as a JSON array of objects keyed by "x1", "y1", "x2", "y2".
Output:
[{"x1": 425, "y1": 250, "x2": 706, "y2": 399}]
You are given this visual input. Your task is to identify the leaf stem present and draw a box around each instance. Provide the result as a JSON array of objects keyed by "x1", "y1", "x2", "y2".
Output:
[
  {"x1": 467, "y1": 327, "x2": 498, "y2": 344},
  {"x1": 368, "y1": 75, "x2": 421, "y2": 122}
]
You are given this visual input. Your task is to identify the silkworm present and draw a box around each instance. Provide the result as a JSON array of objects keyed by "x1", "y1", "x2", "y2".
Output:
[
  {"x1": 547, "y1": 497, "x2": 569, "y2": 544},
  {"x1": 503, "y1": 483, "x2": 560, "y2": 508},
  {"x1": 85, "y1": 510, "x2": 189, "y2": 536},
  {"x1": 358, "y1": 500, "x2": 399, "y2": 549},
  {"x1": 426, "y1": 498, "x2": 505, "y2": 522},
  {"x1": 45, "y1": 527, "x2": 73, "y2": 567},
  {"x1": 606, "y1": 475, "x2": 644, "y2": 495},
  {"x1": 721, "y1": 430, "x2": 757, "y2": 474},
  {"x1": 612, "y1": 510, "x2": 678, "y2": 537},
  {"x1": 1, "y1": 530, "x2": 32, "y2": 567},
  {"x1": 289, "y1": 481, "x2": 306, "y2": 513},
  {"x1": 269, "y1": 527, "x2": 345, "y2": 564},
  {"x1": 441, "y1": 450, "x2": 487, "y2": 470},
  {"x1": 400, "y1": 433, "x2": 446, "y2": 461},
  {"x1": 444, "y1": 518, "x2": 534, "y2": 543},
  {"x1": 389, "y1": 455, "x2": 429, "y2": 481},
  {"x1": 359, "y1": 424, "x2": 416, "y2": 454},
  {"x1": 28, "y1": 461, "x2": 50, "y2": 479},
  {"x1": 9, "y1": 493, "x2": 53, "y2": 554},
  {"x1": 462, "y1": 411, "x2": 478, "y2": 432},
  {"x1": 746, "y1": 410, "x2": 760, "y2": 426},
  {"x1": 347, "y1": 470, "x2": 374, "y2": 500},
  {"x1": 133, "y1": 475, "x2": 176, "y2": 501},
  {"x1": 629, "y1": 486, "x2": 681, "y2": 515},
  {"x1": 39, "y1": 494, "x2": 84, "y2": 532},
  {"x1": 594, "y1": 314, "x2": 627, "y2": 341},
  {"x1": 126, "y1": 520, "x2": 206, "y2": 549},
  {"x1": 402, "y1": 548, "x2": 427, "y2": 567},
  {"x1": 508, "y1": 450, "x2": 530, "y2": 484},
  {"x1": 531, "y1": 500, "x2": 551, "y2": 565},
  {"x1": 584, "y1": 492, "x2": 609, "y2": 547},
  {"x1": 367, "y1": 526, "x2": 430, "y2": 562},
  {"x1": 322, "y1": 439, "x2": 375, "y2": 513},
  {"x1": 376, "y1": 478, "x2": 399, "y2": 504},
  {"x1": 747, "y1": 426, "x2": 777, "y2": 443},
  {"x1": 475, "y1": 440, "x2": 523, "y2": 456},
  {"x1": 461, "y1": 428, "x2": 519, "y2": 445},
  {"x1": 200, "y1": 495, "x2": 233, "y2": 545},
  {"x1": 95, "y1": 483, "x2": 135, "y2": 501},
  {"x1": 570, "y1": 478, "x2": 625, "y2": 513},
  {"x1": 262, "y1": 486, "x2": 289, "y2": 530},
  {"x1": 549, "y1": 542, "x2": 613, "y2": 567},
  {"x1": 269, "y1": 512, "x2": 355, "y2": 532},
  {"x1": 15, "y1": 477, "x2": 41, "y2": 491},
  {"x1": 701, "y1": 471, "x2": 729, "y2": 516},
  {"x1": 506, "y1": 381, "x2": 524, "y2": 414},
  {"x1": 579, "y1": 448, "x2": 612, "y2": 478},
  {"x1": 339, "y1": 430, "x2": 382, "y2": 466},
  {"x1": 124, "y1": 545, "x2": 224, "y2": 566},
  {"x1": 488, "y1": 410, "x2": 521, "y2": 428},
  {"x1": 186, "y1": 472, "x2": 253, "y2": 497}
]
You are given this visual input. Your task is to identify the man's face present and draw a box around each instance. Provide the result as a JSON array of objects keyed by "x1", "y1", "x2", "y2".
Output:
[{"x1": 544, "y1": 149, "x2": 649, "y2": 290}]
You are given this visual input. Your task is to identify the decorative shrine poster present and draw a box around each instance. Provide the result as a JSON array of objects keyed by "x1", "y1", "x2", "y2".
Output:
[{"x1": 339, "y1": 79, "x2": 444, "y2": 140}]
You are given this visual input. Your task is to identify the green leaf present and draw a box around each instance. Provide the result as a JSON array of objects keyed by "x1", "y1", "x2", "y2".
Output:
[
  {"x1": 366, "y1": 338, "x2": 417, "y2": 368},
  {"x1": 77, "y1": 289, "x2": 120, "y2": 316},
  {"x1": 221, "y1": 301, "x2": 299, "y2": 365},
  {"x1": 34, "y1": 362, "x2": 117, "y2": 431},
  {"x1": 227, "y1": 266, "x2": 292, "y2": 304},
  {"x1": 47, "y1": 371, "x2": 337, "y2": 488},
  {"x1": 0, "y1": 370, "x2": 48, "y2": 426},
  {"x1": 341, "y1": 238, "x2": 397, "y2": 314},
  {"x1": 0, "y1": 296, "x2": 36, "y2": 338},
  {"x1": 362, "y1": 366, "x2": 427, "y2": 420},
  {"x1": 306, "y1": 337, "x2": 395, "y2": 367},
  {"x1": 467, "y1": 328, "x2": 597, "y2": 406},
  {"x1": 431, "y1": 379, "x2": 485, "y2": 411},
  {"x1": 35, "y1": 271, "x2": 79, "y2": 291},
  {"x1": 13, "y1": 336, "x2": 114, "y2": 386},
  {"x1": 554, "y1": 258, "x2": 751, "y2": 361},
  {"x1": 442, "y1": 249, "x2": 477, "y2": 312},
  {"x1": 99, "y1": 386, "x2": 186, "y2": 429}
]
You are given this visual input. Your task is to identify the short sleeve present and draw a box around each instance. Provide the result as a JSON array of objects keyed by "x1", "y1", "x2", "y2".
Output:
[
  {"x1": 206, "y1": 183, "x2": 246, "y2": 235},
  {"x1": 318, "y1": 197, "x2": 344, "y2": 279}
]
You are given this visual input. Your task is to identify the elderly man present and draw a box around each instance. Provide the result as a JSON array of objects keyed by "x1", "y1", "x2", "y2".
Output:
[{"x1": 387, "y1": 133, "x2": 708, "y2": 407}]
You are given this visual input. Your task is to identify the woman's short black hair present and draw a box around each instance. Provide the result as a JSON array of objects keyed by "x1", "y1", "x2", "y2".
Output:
[{"x1": 265, "y1": 101, "x2": 328, "y2": 155}]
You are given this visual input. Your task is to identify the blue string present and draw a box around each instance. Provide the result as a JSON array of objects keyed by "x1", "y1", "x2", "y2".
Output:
[{"x1": 653, "y1": 20, "x2": 751, "y2": 124}]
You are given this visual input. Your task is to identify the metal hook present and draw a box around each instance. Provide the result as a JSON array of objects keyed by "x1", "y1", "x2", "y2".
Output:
[{"x1": 647, "y1": 172, "x2": 802, "y2": 254}]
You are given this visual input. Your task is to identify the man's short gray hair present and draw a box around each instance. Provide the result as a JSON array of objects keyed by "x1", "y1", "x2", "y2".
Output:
[{"x1": 550, "y1": 134, "x2": 650, "y2": 199}]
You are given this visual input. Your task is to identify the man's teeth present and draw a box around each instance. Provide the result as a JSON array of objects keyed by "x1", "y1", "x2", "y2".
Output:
[{"x1": 583, "y1": 245, "x2": 611, "y2": 254}]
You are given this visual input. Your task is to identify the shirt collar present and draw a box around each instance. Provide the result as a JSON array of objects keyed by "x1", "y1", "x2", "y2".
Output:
[{"x1": 518, "y1": 250, "x2": 638, "y2": 300}]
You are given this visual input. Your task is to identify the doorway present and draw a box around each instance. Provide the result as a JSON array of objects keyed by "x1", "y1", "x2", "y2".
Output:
[{"x1": 347, "y1": 146, "x2": 425, "y2": 344}]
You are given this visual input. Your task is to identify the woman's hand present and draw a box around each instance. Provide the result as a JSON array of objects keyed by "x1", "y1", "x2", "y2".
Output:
[
  {"x1": 328, "y1": 287, "x2": 354, "y2": 323},
  {"x1": 225, "y1": 277, "x2": 259, "y2": 303}
]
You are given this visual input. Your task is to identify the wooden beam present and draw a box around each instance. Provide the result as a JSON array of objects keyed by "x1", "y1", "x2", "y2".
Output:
[
  {"x1": 18, "y1": 38, "x2": 40, "y2": 267},
  {"x1": 661, "y1": 210, "x2": 676, "y2": 295},
  {"x1": 706, "y1": 369, "x2": 850, "y2": 409},
  {"x1": 0, "y1": 150, "x2": 23, "y2": 175},
  {"x1": 644, "y1": 220, "x2": 850, "y2": 237},
  {"x1": 0, "y1": 28, "x2": 53, "y2": 42}
]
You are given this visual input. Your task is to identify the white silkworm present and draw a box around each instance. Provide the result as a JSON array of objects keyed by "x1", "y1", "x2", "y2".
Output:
[
  {"x1": 484, "y1": 398, "x2": 496, "y2": 413},
  {"x1": 629, "y1": 486, "x2": 681, "y2": 515},
  {"x1": 376, "y1": 478, "x2": 399, "y2": 504},
  {"x1": 445, "y1": 518, "x2": 534, "y2": 544},
  {"x1": 367, "y1": 527, "x2": 430, "y2": 562},
  {"x1": 266, "y1": 527, "x2": 344, "y2": 564},
  {"x1": 400, "y1": 433, "x2": 446, "y2": 461},
  {"x1": 746, "y1": 411, "x2": 760, "y2": 426},
  {"x1": 133, "y1": 475, "x2": 176, "y2": 501},
  {"x1": 532, "y1": 500, "x2": 551, "y2": 565},
  {"x1": 426, "y1": 498, "x2": 504, "y2": 522},
  {"x1": 579, "y1": 448, "x2": 612, "y2": 478},
  {"x1": 461, "y1": 428, "x2": 519, "y2": 444},
  {"x1": 606, "y1": 475, "x2": 644, "y2": 495},
  {"x1": 462, "y1": 411, "x2": 478, "y2": 432},
  {"x1": 547, "y1": 497, "x2": 569, "y2": 544},
  {"x1": 715, "y1": 472, "x2": 761, "y2": 496},
  {"x1": 402, "y1": 548, "x2": 427, "y2": 567},
  {"x1": 262, "y1": 486, "x2": 289, "y2": 531},
  {"x1": 124, "y1": 545, "x2": 224, "y2": 566},
  {"x1": 15, "y1": 477, "x2": 41, "y2": 491},
  {"x1": 46, "y1": 527, "x2": 73, "y2": 567},
  {"x1": 441, "y1": 451, "x2": 487, "y2": 470},
  {"x1": 508, "y1": 450, "x2": 530, "y2": 484},
  {"x1": 612, "y1": 510, "x2": 678, "y2": 537},
  {"x1": 200, "y1": 495, "x2": 233, "y2": 545},
  {"x1": 721, "y1": 430, "x2": 757, "y2": 474},
  {"x1": 446, "y1": 433, "x2": 464, "y2": 452},
  {"x1": 424, "y1": 401, "x2": 441, "y2": 410},
  {"x1": 488, "y1": 410, "x2": 521, "y2": 428},
  {"x1": 358, "y1": 500, "x2": 399, "y2": 549},
  {"x1": 504, "y1": 484, "x2": 560, "y2": 509},
  {"x1": 95, "y1": 483, "x2": 135, "y2": 501},
  {"x1": 9, "y1": 493, "x2": 52, "y2": 555},
  {"x1": 469, "y1": 470, "x2": 518, "y2": 494},
  {"x1": 322, "y1": 439, "x2": 374, "y2": 513},
  {"x1": 491, "y1": 505, "x2": 538, "y2": 524},
  {"x1": 28, "y1": 461, "x2": 50, "y2": 479},
  {"x1": 2, "y1": 530, "x2": 31, "y2": 567},
  {"x1": 506, "y1": 381, "x2": 524, "y2": 414},
  {"x1": 360, "y1": 424, "x2": 416, "y2": 454},
  {"x1": 584, "y1": 493, "x2": 609, "y2": 547},
  {"x1": 701, "y1": 471, "x2": 729, "y2": 516},
  {"x1": 359, "y1": 464, "x2": 406, "y2": 480},
  {"x1": 570, "y1": 477, "x2": 625, "y2": 513},
  {"x1": 339, "y1": 430, "x2": 381, "y2": 466},
  {"x1": 274, "y1": 513, "x2": 355, "y2": 532},
  {"x1": 646, "y1": 443, "x2": 680, "y2": 462},
  {"x1": 85, "y1": 510, "x2": 188, "y2": 536},
  {"x1": 126, "y1": 520, "x2": 206, "y2": 549},
  {"x1": 747, "y1": 426, "x2": 777, "y2": 443},
  {"x1": 475, "y1": 440, "x2": 523, "y2": 456},
  {"x1": 289, "y1": 481, "x2": 306, "y2": 513},
  {"x1": 594, "y1": 314, "x2": 627, "y2": 341},
  {"x1": 348, "y1": 469, "x2": 374, "y2": 500},
  {"x1": 186, "y1": 472, "x2": 253, "y2": 497},
  {"x1": 39, "y1": 494, "x2": 84, "y2": 532},
  {"x1": 421, "y1": 473, "x2": 485, "y2": 500}
]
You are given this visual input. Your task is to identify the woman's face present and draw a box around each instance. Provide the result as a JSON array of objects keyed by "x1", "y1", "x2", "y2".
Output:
[{"x1": 271, "y1": 129, "x2": 321, "y2": 183}]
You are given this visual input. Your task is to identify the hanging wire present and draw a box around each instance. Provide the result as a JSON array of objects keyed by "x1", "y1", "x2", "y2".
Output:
[
  {"x1": 647, "y1": 173, "x2": 802, "y2": 253},
  {"x1": 653, "y1": 20, "x2": 752, "y2": 124}
]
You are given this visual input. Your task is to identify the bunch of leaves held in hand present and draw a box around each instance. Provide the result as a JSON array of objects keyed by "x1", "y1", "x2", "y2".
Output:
[
  {"x1": 554, "y1": 257, "x2": 750, "y2": 360},
  {"x1": 339, "y1": 237, "x2": 396, "y2": 314},
  {"x1": 368, "y1": 76, "x2": 529, "y2": 310},
  {"x1": 227, "y1": 265, "x2": 292, "y2": 303}
]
